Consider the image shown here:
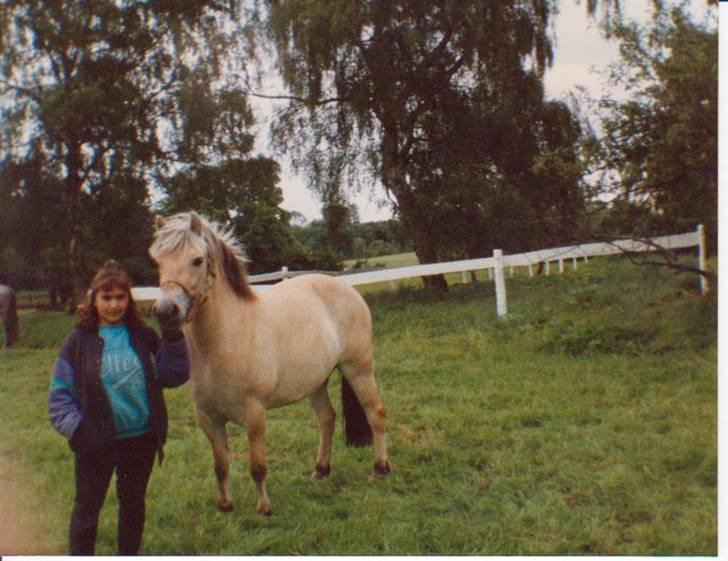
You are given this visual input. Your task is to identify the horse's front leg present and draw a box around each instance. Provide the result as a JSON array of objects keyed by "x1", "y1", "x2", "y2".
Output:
[
  {"x1": 243, "y1": 401, "x2": 272, "y2": 516},
  {"x1": 195, "y1": 408, "x2": 234, "y2": 512}
]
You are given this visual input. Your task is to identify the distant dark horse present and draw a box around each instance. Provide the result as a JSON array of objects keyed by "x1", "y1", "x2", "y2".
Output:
[{"x1": 0, "y1": 284, "x2": 18, "y2": 348}]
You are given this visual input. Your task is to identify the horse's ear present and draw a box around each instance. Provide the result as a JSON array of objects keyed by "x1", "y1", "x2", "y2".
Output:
[
  {"x1": 190, "y1": 212, "x2": 203, "y2": 234},
  {"x1": 155, "y1": 215, "x2": 167, "y2": 230}
]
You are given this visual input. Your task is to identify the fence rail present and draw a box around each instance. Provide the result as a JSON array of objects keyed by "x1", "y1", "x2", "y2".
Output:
[{"x1": 132, "y1": 225, "x2": 708, "y2": 317}]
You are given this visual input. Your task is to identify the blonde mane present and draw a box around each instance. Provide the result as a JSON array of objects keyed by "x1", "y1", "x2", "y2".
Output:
[{"x1": 150, "y1": 211, "x2": 256, "y2": 300}]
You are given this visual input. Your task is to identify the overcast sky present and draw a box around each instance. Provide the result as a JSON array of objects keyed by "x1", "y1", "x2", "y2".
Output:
[{"x1": 258, "y1": 0, "x2": 714, "y2": 224}]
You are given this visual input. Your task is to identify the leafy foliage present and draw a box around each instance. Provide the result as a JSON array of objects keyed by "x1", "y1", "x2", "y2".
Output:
[
  {"x1": 579, "y1": 5, "x2": 717, "y2": 250},
  {"x1": 0, "y1": 0, "x2": 257, "y2": 299},
  {"x1": 260, "y1": 0, "x2": 618, "y2": 289}
]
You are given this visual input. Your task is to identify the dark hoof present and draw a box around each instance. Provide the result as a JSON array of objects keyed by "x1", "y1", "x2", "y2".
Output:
[
  {"x1": 256, "y1": 498, "x2": 273, "y2": 516},
  {"x1": 217, "y1": 502, "x2": 234, "y2": 513},
  {"x1": 372, "y1": 461, "x2": 392, "y2": 480},
  {"x1": 312, "y1": 464, "x2": 331, "y2": 480}
]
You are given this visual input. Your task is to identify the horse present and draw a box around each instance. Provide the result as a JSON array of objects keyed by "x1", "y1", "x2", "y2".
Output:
[
  {"x1": 0, "y1": 284, "x2": 18, "y2": 348},
  {"x1": 148, "y1": 211, "x2": 391, "y2": 515}
]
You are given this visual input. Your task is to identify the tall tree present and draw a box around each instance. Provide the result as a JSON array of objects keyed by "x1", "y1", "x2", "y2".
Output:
[
  {"x1": 0, "y1": 0, "x2": 250, "y2": 306},
  {"x1": 257, "y1": 0, "x2": 617, "y2": 290}
]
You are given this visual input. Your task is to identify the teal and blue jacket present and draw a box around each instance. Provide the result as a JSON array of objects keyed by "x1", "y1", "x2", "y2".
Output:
[{"x1": 48, "y1": 324, "x2": 189, "y2": 463}]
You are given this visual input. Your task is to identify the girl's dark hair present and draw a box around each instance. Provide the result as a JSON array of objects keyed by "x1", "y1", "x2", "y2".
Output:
[{"x1": 76, "y1": 260, "x2": 146, "y2": 331}]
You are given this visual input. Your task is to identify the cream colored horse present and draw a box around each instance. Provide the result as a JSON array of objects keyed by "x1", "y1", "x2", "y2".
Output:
[{"x1": 149, "y1": 212, "x2": 390, "y2": 515}]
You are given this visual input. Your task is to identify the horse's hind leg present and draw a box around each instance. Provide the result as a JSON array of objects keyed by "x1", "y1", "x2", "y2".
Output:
[
  {"x1": 309, "y1": 382, "x2": 335, "y2": 480},
  {"x1": 195, "y1": 409, "x2": 234, "y2": 512},
  {"x1": 340, "y1": 360, "x2": 391, "y2": 479}
]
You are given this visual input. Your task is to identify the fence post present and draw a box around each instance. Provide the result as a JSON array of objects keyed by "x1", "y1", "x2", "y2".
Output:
[
  {"x1": 493, "y1": 249, "x2": 507, "y2": 318},
  {"x1": 698, "y1": 224, "x2": 708, "y2": 295}
]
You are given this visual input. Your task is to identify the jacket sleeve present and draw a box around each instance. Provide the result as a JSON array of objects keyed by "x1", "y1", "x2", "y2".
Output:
[
  {"x1": 153, "y1": 330, "x2": 190, "y2": 388},
  {"x1": 48, "y1": 332, "x2": 82, "y2": 440}
]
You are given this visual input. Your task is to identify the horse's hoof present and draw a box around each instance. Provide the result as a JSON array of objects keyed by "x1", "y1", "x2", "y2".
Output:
[
  {"x1": 217, "y1": 501, "x2": 234, "y2": 513},
  {"x1": 311, "y1": 464, "x2": 331, "y2": 480},
  {"x1": 371, "y1": 461, "x2": 391, "y2": 480},
  {"x1": 256, "y1": 500, "x2": 273, "y2": 516}
]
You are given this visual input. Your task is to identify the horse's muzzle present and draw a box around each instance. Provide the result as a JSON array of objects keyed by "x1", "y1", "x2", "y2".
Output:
[
  {"x1": 153, "y1": 298, "x2": 180, "y2": 324},
  {"x1": 153, "y1": 290, "x2": 191, "y2": 328}
]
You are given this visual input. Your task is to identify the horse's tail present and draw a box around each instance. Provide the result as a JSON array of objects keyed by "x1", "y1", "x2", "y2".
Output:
[{"x1": 341, "y1": 377, "x2": 373, "y2": 447}]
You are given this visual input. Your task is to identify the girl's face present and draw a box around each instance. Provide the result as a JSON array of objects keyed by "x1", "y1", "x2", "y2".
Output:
[{"x1": 95, "y1": 286, "x2": 129, "y2": 326}]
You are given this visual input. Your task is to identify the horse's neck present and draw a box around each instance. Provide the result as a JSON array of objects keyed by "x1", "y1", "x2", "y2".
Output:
[{"x1": 186, "y1": 277, "x2": 253, "y2": 355}]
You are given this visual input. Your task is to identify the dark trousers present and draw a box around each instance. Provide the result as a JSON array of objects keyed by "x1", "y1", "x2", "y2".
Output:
[{"x1": 70, "y1": 432, "x2": 157, "y2": 556}]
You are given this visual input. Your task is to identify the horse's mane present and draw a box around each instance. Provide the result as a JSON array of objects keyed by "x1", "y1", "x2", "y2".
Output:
[{"x1": 150, "y1": 212, "x2": 256, "y2": 301}]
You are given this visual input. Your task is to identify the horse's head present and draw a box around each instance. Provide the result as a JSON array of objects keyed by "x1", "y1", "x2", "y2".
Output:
[
  {"x1": 148, "y1": 211, "x2": 255, "y2": 328},
  {"x1": 149, "y1": 212, "x2": 217, "y2": 328}
]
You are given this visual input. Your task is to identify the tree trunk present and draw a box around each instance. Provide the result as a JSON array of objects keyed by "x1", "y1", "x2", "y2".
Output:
[
  {"x1": 381, "y1": 153, "x2": 448, "y2": 293},
  {"x1": 64, "y1": 141, "x2": 85, "y2": 314}
]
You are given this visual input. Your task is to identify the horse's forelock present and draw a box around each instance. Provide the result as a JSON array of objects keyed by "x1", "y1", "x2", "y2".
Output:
[{"x1": 150, "y1": 213, "x2": 205, "y2": 259}]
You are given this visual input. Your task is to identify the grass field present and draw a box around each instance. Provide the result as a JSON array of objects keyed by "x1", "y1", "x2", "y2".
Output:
[
  {"x1": 344, "y1": 251, "x2": 418, "y2": 270},
  {"x1": 0, "y1": 256, "x2": 717, "y2": 555}
]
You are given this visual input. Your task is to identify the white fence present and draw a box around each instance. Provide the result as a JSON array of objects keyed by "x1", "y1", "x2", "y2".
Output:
[{"x1": 132, "y1": 225, "x2": 708, "y2": 318}]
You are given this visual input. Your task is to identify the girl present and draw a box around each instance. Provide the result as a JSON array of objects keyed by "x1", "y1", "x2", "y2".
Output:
[{"x1": 48, "y1": 260, "x2": 189, "y2": 555}]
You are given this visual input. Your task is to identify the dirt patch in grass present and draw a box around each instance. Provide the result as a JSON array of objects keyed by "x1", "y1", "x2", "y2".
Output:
[{"x1": 0, "y1": 455, "x2": 56, "y2": 554}]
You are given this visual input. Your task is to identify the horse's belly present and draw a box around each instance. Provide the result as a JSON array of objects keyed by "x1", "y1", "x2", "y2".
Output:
[
  {"x1": 263, "y1": 355, "x2": 337, "y2": 408},
  {"x1": 189, "y1": 362, "x2": 270, "y2": 420}
]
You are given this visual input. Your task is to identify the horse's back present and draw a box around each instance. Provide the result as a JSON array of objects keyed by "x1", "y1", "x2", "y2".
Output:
[
  {"x1": 265, "y1": 274, "x2": 368, "y2": 316},
  {"x1": 261, "y1": 274, "x2": 372, "y2": 357}
]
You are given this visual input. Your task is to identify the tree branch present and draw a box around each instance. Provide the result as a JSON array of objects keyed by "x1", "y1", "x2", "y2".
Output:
[{"x1": 241, "y1": 88, "x2": 350, "y2": 106}]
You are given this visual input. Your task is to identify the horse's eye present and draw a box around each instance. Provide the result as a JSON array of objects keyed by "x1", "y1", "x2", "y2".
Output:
[{"x1": 192, "y1": 257, "x2": 204, "y2": 267}]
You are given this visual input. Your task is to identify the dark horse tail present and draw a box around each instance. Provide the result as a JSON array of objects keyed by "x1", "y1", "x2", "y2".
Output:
[{"x1": 341, "y1": 377, "x2": 373, "y2": 447}]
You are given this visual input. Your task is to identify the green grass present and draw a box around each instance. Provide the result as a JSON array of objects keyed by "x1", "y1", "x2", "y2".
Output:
[
  {"x1": 344, "y1": 251, "x2": 418, "y2": 270},
  {"x1": 0, "y1": 256, "x2": 716, "y2": 555}
]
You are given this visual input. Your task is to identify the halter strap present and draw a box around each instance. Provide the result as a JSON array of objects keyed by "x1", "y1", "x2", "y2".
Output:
[{"x1": 160, "y1": 275, "x2": 211, "y2": 323}]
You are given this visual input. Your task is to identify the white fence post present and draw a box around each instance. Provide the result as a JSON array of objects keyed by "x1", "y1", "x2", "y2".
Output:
[
  {"x1": 493, "y1": 249, "x2": 507, "y2": 318},
  {"x1": 698, "y1": 224, "x2": 708, "y2": 295}
]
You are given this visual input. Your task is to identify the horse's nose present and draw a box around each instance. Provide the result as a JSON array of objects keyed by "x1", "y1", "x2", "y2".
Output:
[{"x1": 153, "y1": 298, "x2": 180, "y2": 322}]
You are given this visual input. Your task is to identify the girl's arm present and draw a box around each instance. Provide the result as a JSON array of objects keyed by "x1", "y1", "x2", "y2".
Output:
[{"x1": 48, "y1": 334, "x2": 82, "y2": 440}]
